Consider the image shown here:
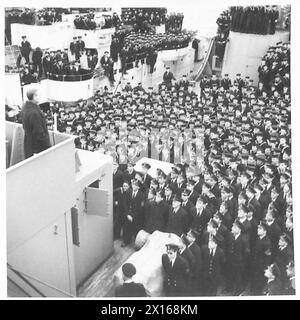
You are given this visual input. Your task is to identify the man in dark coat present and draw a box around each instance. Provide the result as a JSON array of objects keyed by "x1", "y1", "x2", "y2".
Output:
[
  {"x1": 128, "y1": 179, "x2": 145, "y2": 237},
  {"x1": 21, "y1": 67, "x2": 36, "y2": 85},
  {"x1": 265, "y1": 209, "x2": 282, "y2": 261},
  {"x1": 254, "y1": 183, "x2": 270, "y2": 216},
  {"x1": 163, "y1": 66, "x2": 175, "y2": 90},
  {"x1": 220, "y1": 74, "x2": 232, "y2": 90},
  {"x1": 186, "y1": 229, "x2": 203, "y2": 295},
  {"x1": 32, "y1": 47, "x2": 43, "y2": 78},
  {"x1": 113, "y1": 162, "x2": 124, "y2": 191},
  {"x1": 193, "y1": 174, "x2": 204, "y2": 195},
  {"x1": 191, "y1": 195, "x2": 212, "y2": 237},
  {"x1": 284, "y1": 261, "x2": 295, "y2": 295},
  {"x1": 110, "y1": 37, "x2": 120, "y2": 62},
  {"x1": 201, "y1": 236, "x2": 225, "y2": 296},
  {"x1": 237, "y1": 204, "x2": 252, "y2": 246},
  {"x1": 100, "y1": 51, "x2": 114, "y2": 85},
  {"x1": 275, "y1": 234, "x2": 294, "y2": 290},
  {"x1": 166, "y1": 195, "x2": 189, "y2": 236},
  {"x1": 181, "y1": 189, "x2": 197, "y2": 226},
  {"x1": 162, "y1": 243, "x2": 189, "y2": 296},
  {"x1": 100, "y1": 51, "x2": 111, "y2": 73},
  {"x1": 70, "y1": 36, "x2": 79, "y2": 60},
  {"x1": 263, "y1": 263, "x2": 282, "y2": 295},
  {"x1": 144, "y1": 190, "x2": 168, "y2": 233},
  {"x1": 179, "y1": 234, "x2": 197, "y2": 295},
  {"x1": 270, "y1": 185, "x2": 286, "y2": 223},
  {"x1": 21, "y1": 88, "x2": 51, "y2": 159},
  {"x1": 20, "y1": 35, "x2": 31, "y2": 63},
  {"x1": 114, "y1": 181, "x2": 131, "y2": 242},
  {"x1": 226, "y1": 220, "x2": 250, "y2": 295},
  {"x1": 213, "y1": 212, "x2": 231, "y2": 252},
  {"x1": 250, "y1": 221, "x2": 272, "y2": 295},
  {"x1": 201, "y1": 219, "x2": 225, "y2": 250},
  {"x1": 141, "y1": 162, "x2": 152, "y2": 190},
  {"x1": 164, "y1": 184, "x2": 174, "y2": 207},
  {"x1": 77, "y1": 36, "x2": 85, "y2": 58},
  {"x1": 219, "y1": 201, "x2": 234, "y2": 230},
  {"x1": 146, "y1": 48, "x2": 158, "y2": 74},
  {"x1": 192, "y1": 38, "x2": 199, "y2": 62},
  {"x1": 247, "y1": 205, "x2": 258, "y2": 252},
  {"x1": 247, "y1": 186, "x2": 263, "y2": 221},
  {"x1": 175, "y1": 172, "x2": 186, "y2": 197},
  {"x1": 234, "y1": 73, "x2": 245, "y2": 92},
  {"x1": 123, "y1": 162, "x2": 136, "y2": 183},
  {"x1": 42, "y1": 52, "x2": 53, "y2": 76},
  {"x1": 179, "y1": 235, "x2": 196, "y2": 275},
  {"x1": 115, "y1": 263, "x2": 146, "y2": 297},
  {"x1": 186, "y1": 179, "x2": 200, "y2": 206}
]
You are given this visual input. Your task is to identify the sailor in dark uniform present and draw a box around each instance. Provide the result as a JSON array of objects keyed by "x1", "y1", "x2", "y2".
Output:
[
  {"x1": 115, "y1": 263, "x2": 147, "y2": 297},
  {"x1": 164, "y1": 184, "x2": 174, "y2": 207},
  {"x1": 250, "y1": 221, "x2": 272, "y2": 295},
  {"x1": 220, "y1": 73, "x2": 232, "y2": 90},
  {"x1": 163, "y1": 66, "x2": 176, "y2": 90},
  {"x1": 141, "y1": 162, "x2": 152, "y2": 190},
  {"x1": 284, "y1": 261, "x2": 295, "y2": 295},
  {"x1": 263, "y1": 263, "x2": 282, "y2": 296},
  {"x1": 166, "y1": 195, "x2": 189, "y2": 236},
  {"x1": 186, "y1": 229, "x2": 203, "y2": 295},
  {"x1": 226, "y1": 220, "x2": 250, "y2": 295},
  {"x1": 201, "y1": 235, "x2": 225, "y2": 296},
  {"x1": 162, "y1": 242, "x2": 189, "y2": 296}
]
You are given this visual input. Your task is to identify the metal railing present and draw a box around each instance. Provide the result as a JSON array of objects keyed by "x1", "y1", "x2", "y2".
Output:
[
  {"x1": 7, "y1": 263, "x2": 46, "y2": 297},
  {"x1": 7, "y1": 263, "x2": 74, "y2": 297},
  {"x1": 46, "y1": 70, "x2": 95, "y2": 82}
]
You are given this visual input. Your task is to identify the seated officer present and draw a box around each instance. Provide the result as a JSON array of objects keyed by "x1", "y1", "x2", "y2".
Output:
[{"x1": 115, "y1": 263, "x2": 147, "y2": 297}]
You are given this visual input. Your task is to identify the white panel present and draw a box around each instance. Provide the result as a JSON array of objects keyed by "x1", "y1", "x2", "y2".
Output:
[
  {"x1": 73, "y1": 207, "x2": 113, "y2": 286},
  {"x1": 4, "y1": 73, "x2": 23, "y2": 107},
  {"x1": 11, "y1": 23, "x2": 74, "y2": 50},
  {"x1": 222, "y1": 31, "x2": 290, "y2": 85},
  {"x1": 7, "y1": 213, "x2": 76, "y2": 297},
  {"x1": 7, "y1": 124, "x2": 24, "y2": 167},
  {"x1": 47, "y1": 78, "x2": 94, "y2": 101},
  {"x1": 6, "y1": 130, "x2": 76, "y2": 252},
  {"x1": 86, "y1": 187, "x2": 109, "y2": 217},
  {"x1": 73, "y1": 154, "x2": 113, "y2": 286}
]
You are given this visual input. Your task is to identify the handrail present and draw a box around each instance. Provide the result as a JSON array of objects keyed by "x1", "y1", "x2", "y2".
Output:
[
  {"x1": 46, "y1": 71, "x2": 95, "y2": 82},
  {"x1": 7, "y1": 276, "x2": 31, "y2": 297},
  {"x1": 7, "y1": 263, "x2": 74, "y2": 297},
  {"x1": 195, "y1": 36, "x2": 216, "y2": 81},
  {"x1": 7, "y1": 263, "x2": 46, "y2": 297}
]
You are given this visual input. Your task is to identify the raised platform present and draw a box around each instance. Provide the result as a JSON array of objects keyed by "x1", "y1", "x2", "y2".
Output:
[
  {"x1": 222, "y1": 30, "x2": 289, "y2": 85},
  {"x1": 94, "y1": 44, "x2": 196, "y2": 92},
  {"x1": 17, "y1": 77, "x2": 94, "y2": 103},
  {"x1": 6, "y1": 122, "x2": 114, "y2": 297},
  {"x1": 10, "y1": 23, "x2": 114, "y2": 55}
]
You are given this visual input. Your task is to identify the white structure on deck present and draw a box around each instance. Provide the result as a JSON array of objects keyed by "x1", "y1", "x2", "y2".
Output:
[
  {"x1": 6, "y1": 122, "x2": 113, "y2": 297},
  {"x1": 222, "y1": 31, "x2": 290, "y2": 85}
]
